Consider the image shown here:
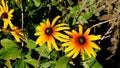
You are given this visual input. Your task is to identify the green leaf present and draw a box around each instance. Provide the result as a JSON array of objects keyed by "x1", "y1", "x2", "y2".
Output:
[
  {"x1": 55, "y1": 56, "x2": 70, "y2": 68},
  {"x1": 83, "y1": 58, "x2": 103, "y2": 68},
  {"x1": 40, "y1": 61, "x2": 55, "y2": 68},
  {"x1": 13, "y1": 58, "x2": 28, "y2": 68},
  {"x1": 1, "y1": 39, "x2": 19, "y2": 48},
  {"x1": 33, "y1": 0, "x2": 40, "y2": 7},
  {"x1": 26, "y1": 39, "x2": 37, "y2": 49},
  {"x1": 35, "y1": 44, "x2": 50, "y2": 58},
  {"x1": 24, "y1": 59, "x2": 37, "y2": 67},
  {"x1": 83, "y1": 12, "x2": 93, "y2": 20},
  {"x1": 0, "y1": 47, "x2": 21, "y2": 60}
]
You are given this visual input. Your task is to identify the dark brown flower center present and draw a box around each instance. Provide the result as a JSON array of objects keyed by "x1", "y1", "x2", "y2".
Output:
[
  {"x1": 45, "y1": 27, "x2": 53, "y2": 36},
  {"x1": 1, "y1": 12, "x2": 8, "y2": 19},
  {"x1": 78, "y1": 36, "x2": 86, "y2": 44}
]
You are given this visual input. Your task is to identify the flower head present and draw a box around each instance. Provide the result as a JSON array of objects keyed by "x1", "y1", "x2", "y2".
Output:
[
  {"x1": 0, "y1": 0, "x2": 14, "y2": 29},
  {"x1": 62, "y1": 25, "x2": 101, "y2": 60},
  {"x1": 35, "y1": 16, "x2": 69, "y2": 51},
  {"x1": 10, "y1": 26, "x2": 23, "y2": 42}
]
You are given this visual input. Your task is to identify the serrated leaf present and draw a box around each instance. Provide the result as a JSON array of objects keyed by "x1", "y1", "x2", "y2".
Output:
[
  {"x1": 26, "y1": 39, "x2": 37, "y2": 49},
  {"x1": 55, "y1": 56, "x2": 70, "y2": 68},
  {"x1": 0, "y1": 47, "x2": 21, "y2": 60},
  {"x1": 1, "y1": 39, "x2": 19, "y2": 48},
  {"x1": 35, "y1": 44, "x2": 50, "y2": 58}
]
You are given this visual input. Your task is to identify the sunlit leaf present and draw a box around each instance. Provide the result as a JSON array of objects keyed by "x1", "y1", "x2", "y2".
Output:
[
  {"x1": 1, "y1": 39, "x2": 19, "y2": 48},
  {"x1": 55, "y1": 56, "x2": 70, "y2": 68},
  {"x1": 40, "y1": 61, "x2": 55, "y2": 68},
  {"x1": 24, "y1": 59, "x2": 37, "y2": 67},
  {"x1": 33, "y1": 0, "x2": 40, "y2": 7},
  {"x1": 35, "y1": 44, "x2": 50, "y2": 58},
  {"x1": 26, "y1": 39, "x2": 37, "y2": 49},
  {"x1": 0, "y1": 47, "x2": 21, "y2": 60}
]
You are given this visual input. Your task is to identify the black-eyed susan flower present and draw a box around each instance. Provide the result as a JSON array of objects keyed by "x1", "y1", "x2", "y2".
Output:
[
  {"x1": 34, "y1": 16, "x2": 69, "y2": 51},
  {"x1": 10, "y1": 26, "x2": 23, "y2": 42},
  {"x1": 62, "y1": 25, "x2": 101, "y2": 60},
  {"x1": 0, "y1": 0, "x2": 14, "y2": 29}
]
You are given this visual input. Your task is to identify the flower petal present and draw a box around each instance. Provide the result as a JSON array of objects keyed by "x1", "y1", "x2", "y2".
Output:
[
  {"x1": 34, "y1": 32, "x2": 43, "y2": 36},
  {"x1": 62, "y1": 42, "x2": 72, "y2": 46},
  {"x1": 36, "y1": 36, "x2": 46, "y2": 45},
  {"x1": 11, "y1": 32, "x2": 21, "y2": 42},
  {"x1": 8, "y1": 9, "x2": 14, "y2": 15},
  {"x1": 51, "y1": 16, "x2": 60, "y2": 27},
  {"x1": 90, "y1": 42, "x2": 101, "y2": 50},
  {"x1": 47, "y1": 41, "x2": 52, "y2": 51},
  {"x1": 2, "y1": 0, "x2": 5, "y2": 8},
  {"x1": 65, "y1": 45, "x2": 74, "y2": 52},
  {"x1": 88, "y1": 35, "x2": 101, "y2": 41},
  {"x1": 54, "y1": 35, "x2": 68, "y2": 42},
  {"x1": 46, "y1": 19, "x2": 50, "y2": 27},
  {"x1": 51, "y1": 37, "x2": 59, "y2": 51},
  {"x1": 79, "y1": 25, "x2": 83, "y2": 34},
  {"x1": 72, "y1": 48, "x2": 80, "y2": 58},
  {"x1": 84, "y1": 28, "x2": 91, "y2": 35},
  {"x1": 55, "y1": 23, "x2": 68, "y2": 27},
  {"x1": 64, "y1": 31, "x2": 73, "y2": 36},
  {"x1": 81, "y1": 49, "x2": 85, "y2": 60},
  {"x1": 3, "y1": 19, "x2": 9, "y2": 29},
  {"x1": 84, "y1": 46, "x2": 92, "y2": 58},
  {"x1": 56, "y1": 27, "x2": 70, "y2": 31},
  {"x1": 55, "y1": 32, "x2": 69, "y2": 39},
  {"x1": 66, "y1": 48, "x2": 76, "y2": 57}
]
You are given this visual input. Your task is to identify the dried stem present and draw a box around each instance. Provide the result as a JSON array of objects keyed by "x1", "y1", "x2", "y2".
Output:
[{"x1": 90, "y1": 18, "x2": 116, "y2": 29}]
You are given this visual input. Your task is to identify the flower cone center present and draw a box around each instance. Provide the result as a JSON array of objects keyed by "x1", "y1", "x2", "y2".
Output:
[
  {"x1": 78, "y1": 36, "x2": 86, "y2": 44},
  {"x1": 45, "y1": 27, "x2": 53, "y2": 35},
  {"x1": 1, "y1": 12, "x2": 8, "y2": 19}
]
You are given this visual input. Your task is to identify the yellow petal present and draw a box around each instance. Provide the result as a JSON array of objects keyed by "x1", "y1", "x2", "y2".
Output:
[
  {"x1": 55, "y1": 32, "x2": 69, "y2": 39},
  {"x1": 51, "y1": 37, "x2": 59, "y2": 51},
  {"x1": 65, "y1": 45, "x2": 74, "y2": 52},
  {"x1": 72, "y1": 30, "x2": 78, "y2": 35},
  {"x1": 34, "y1": 32, "x2": 43, "y2": 36},
  {"x1": 46, "y1": 19, "x2": 50, "y2": 27},
  {"x1": 79, "y1": 25, "x2": 83, "y2": 34},
  {"x1": 88, "y1": 47, "x2": 97, "y2": 57},
  {"x1": 66, "y1": 48, "x2": 76, "y2": 57},
  {"x1": 84, "y1": 46, "x2": 92, "y2": 58},
  {"x1": 51, "y1": 16, "x2": 60, "y2": 27},
  {"x1": 55, "y1": 23, "x2": 68, "y2": 27},
  {"x1": 56, "y1": 27, "x2": 70, "y2": 31},
  {"x1": 88, "y1": 35, "x2": 101, "y2": 41},
  {"x1": 72, "y1": 49, "x2": 80, "y2": 58},
  {"x1": 81, "y1": 49, "x2": 85, "y2": 60},
  {"x1": 8, "y1": 9, "x2": 14, "y2": 15},
  {"x1": 47, "y1": 41, "x2": 52, "y2": 51},
  {"x1": 2, "y1": 0, "x2": 5, "y2": 8},
  {"x1": 36, "y1": 36, "x2": 46, "y2": 45},
  {"x1": 54, "y1": 35, "x2": 68, "y2": 42},
  {"x1": 11, "y1": 32, "x2": 20, "y2": 42},
  {"x1": 6, "y1": 1, "x2": 8, "y2": 12},
  {"x1": 62, "y1": 42, "x2": 71, "y2": 46},
  {"x1": 90, "y1": 42, "x2": 101, "y2": 50},
  {"x1": 84, "y1": 28, "x2": 91, "y2": 35},
  {"x1": 64, "y1": 31, "x2": 73, "y2": 36},
  {"x1": 9, "y1": 21, "x2": 14, "y2": 29},
  {"x1": 3, "y1": 19, "x2": 9, "y2": 29}
]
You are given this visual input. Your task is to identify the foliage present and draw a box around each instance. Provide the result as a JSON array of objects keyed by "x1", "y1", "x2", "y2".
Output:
[{"x1": 0, "y1": 0, "x2": 119, "y2": 68}]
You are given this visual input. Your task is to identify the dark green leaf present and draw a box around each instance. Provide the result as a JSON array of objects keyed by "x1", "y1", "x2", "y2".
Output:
[{"x1": 24, "y1": 59, "x2": 37, "y2": 67}]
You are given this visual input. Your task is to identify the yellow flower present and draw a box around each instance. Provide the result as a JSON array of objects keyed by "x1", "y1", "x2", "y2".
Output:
[
  {"x1": 62, "y1": 25, "x2": 101, "y2": 60},
  {"x1": 34, "y1": 16, "x2": 69, "y2": 51},
  {"x1": 10, "y1": 26, "x2": 23, "y2": 42},
  {"x1": 0, "y1": 0, "x2": 14, "y2": 29}
]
